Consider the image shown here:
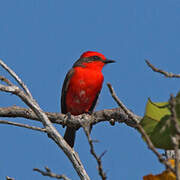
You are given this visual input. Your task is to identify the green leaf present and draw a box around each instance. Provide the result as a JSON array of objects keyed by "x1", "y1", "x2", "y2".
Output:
[{"x1": 140, "y1": 91, "x2": 180, "y2": 150}]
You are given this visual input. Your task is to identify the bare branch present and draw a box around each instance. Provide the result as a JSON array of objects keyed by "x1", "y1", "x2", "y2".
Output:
[
  {"x1": 0, "y1": 106, "x2": 66, "y2": 125},
  {"x1": 0, "y1": 75, "x2": 13, "y2": 86},
  {"x1": 6, "y1": 176, "x2": 15, "y2": 180},
  {"x1": 0, "y1": 106, "x2": 138, "y2": 128},
  {"x1": 0, "y1": 59, "x2": 33, "y2": 97},
  {"x1": 169, "y1": 94, "x2": 180, "y2": 179},
  {"x1": 145, "y1": 60, "x2": 180, "y2": 78},
  {"x1": 0, "y1": 84, "x2": 19, "y2": 93},
  {"x1": 172, "y1": 136, "x2": 180, "y2": 179},
  {"x1": 136, "y1": 123, "x2": 175, "y2": 172},
  {"x1": 3, "y1": 59, "x2": 178, "y2": 179},
  {"x1": 0, "y1": 119, "x2": 47, "y2": 132},
  {"x1": 107, "y1": 83, "x2": 140, "y2": 122},
  {"x1": 107, "y1": 83, "x2": 175, "y2": 173},
  {"x1": 82, "y1": 122, "x2": 106, "y2": 180},
  {"x1": 169, "y1": 94, "x2": 180, "y2": 135},
  {"x1": 0, "y1": 59, "x2": 90, "y2": 180},
  {"x1": 33, "y1": 167, "x2": 70, "y2": 180}
]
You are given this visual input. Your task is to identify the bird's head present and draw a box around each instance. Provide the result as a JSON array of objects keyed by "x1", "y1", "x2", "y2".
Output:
[{"x1": 73, "y1": 51, "x2": 115, "y2": 70}]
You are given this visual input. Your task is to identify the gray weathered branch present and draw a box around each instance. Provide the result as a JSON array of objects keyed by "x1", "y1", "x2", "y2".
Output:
[
  {"x1": 107, "y1": 83, "x2": 175, "y2": 173},
  {"x1": 0, "y1": 59, "x2": 90, "y2": 180},
  {"x1": 0, "y1": 106, "x2": 138, "y2": 129},
  {"x1": 146, "y1": 60, "x2": 180, "y2": 78},
  {"x1": 34, "y1": 167, "x2": 70, "y2": 180}
]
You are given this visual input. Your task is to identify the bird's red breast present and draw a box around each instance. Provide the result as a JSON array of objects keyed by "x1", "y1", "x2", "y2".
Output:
[
  {"x1": 65, "y1": 62, "x2": 104, "y2": 115},
  {"x1": 61, "y1": 51, "x2": 115, "y2": 147}
]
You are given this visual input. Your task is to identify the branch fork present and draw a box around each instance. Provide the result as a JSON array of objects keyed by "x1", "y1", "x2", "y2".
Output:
[{"x1": 0, "y1": 59, "x2": 179, "y2": 179}]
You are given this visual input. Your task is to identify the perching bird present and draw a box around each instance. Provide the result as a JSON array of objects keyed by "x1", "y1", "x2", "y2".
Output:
[{"x1": 61, "y1": 51, "x2": 115, "y2": 147}]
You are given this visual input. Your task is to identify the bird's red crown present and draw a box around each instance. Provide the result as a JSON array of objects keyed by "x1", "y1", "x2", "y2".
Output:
[{"x1": 80, "y1": 51, "x2": 106, "y2": 60}]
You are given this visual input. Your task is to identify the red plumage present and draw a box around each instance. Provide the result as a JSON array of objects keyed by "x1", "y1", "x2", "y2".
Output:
[{"x1": 61, "y1": 51, "x2": 115, "y2": 147}]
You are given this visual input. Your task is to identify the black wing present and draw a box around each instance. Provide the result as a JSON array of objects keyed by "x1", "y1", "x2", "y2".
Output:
[{"x1": 61, "y1": 68, "x2": 75, "y2": 114}]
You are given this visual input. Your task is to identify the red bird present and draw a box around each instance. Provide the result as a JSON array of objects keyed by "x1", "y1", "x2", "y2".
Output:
[{"x1": 61, "y1": 51, "x2": 115, "y2": 147}]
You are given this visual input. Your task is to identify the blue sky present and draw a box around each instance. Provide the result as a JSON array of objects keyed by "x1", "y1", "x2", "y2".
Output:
[{"x1": 0, "y1": 0, "x2": 180, "y2": 179}]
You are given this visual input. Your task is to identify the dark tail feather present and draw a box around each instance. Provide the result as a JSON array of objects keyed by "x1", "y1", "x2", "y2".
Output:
[{"x1": 64, "y1": 127, "x2": 76, "y2": 148}]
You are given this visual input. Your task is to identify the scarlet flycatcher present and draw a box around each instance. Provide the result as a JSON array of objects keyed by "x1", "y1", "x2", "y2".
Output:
[{"x1": 61, "y1": 51, "x2": 115, "y2": 147}]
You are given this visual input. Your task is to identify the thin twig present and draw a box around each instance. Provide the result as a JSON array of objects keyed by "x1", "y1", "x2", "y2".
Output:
[
  {"x1": 0, "y1": 119, "x2": 47, "y2": 132},
  {"x1": 107, "y1": 83, "x2": 140, "y2": 122},
  {"x1": 33, "y1": 167, "x2": 70, "y2": 180},
  {"x1": 82, "y1": 121, "x2": 107, "y2": 180},
  {"x1": 0, "y1": 59, "x2": 33, "y2": 98},
  {"x1": 0, "y1": 75, "x2": 13, "y2": 86},
  {"x1": 107, "y1": 83, "x2": 175, "y2": 173},
  {"x1": 6, "y1": 176, "x2": 15, "y2": 180},
  {"x1": 145, "y1": 60, "x2": 180, "y2": 78},
  {"x1": 0, "y1": 59, "x2": 90, "y2": 180}
]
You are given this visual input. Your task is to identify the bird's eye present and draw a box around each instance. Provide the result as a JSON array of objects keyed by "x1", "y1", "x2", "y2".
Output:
[{"x1": 93, "y1": 56, "x2": 100, "y2": 60}]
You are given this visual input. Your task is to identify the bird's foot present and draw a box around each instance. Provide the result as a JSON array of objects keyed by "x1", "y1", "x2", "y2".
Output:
[{"x1": 62, "y1": 112, "x2": 72, "y2": 128}]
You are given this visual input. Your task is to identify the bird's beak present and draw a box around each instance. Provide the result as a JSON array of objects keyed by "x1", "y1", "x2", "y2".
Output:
[{"x1": 104, "y1": 59, "x2": 116, "y2": 64}]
